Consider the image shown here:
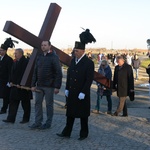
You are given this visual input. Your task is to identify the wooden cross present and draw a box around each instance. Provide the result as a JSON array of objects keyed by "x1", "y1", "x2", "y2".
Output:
[{"x1": 3, "y1": 3, "x2": 111, "y2": 88}]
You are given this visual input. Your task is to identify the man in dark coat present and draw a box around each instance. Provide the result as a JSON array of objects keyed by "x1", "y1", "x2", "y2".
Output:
[
  {"x1": 3, "y1": 48, "x2": 31, "y2": 123},
  {"x1": 0, "y1": 38, "x2": 14, "y2": 114},
  {"x1": 57, "y1": 41, "x2": 94, "y2": 140},
  {"x1": 113, "y1": 55, "x2": 134, "y2": 116},
  {"x1": 30, "y1": 40, "x2": 62, "y2": 130}
]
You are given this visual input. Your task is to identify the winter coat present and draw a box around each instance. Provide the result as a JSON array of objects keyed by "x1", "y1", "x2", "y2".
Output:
[
  {"x1": 66, "y1": 55, "x2": 94, "y2": 118},
  {"x1": 113, "y1": 63, "x2": 134, "y2": 97},
  {"x1": 0, "y1": 54, "x2": 13, "y2": 98},
  {"x1": 9, "y1": 56, "x2": 32, "y2": 100},
  {"x1": 132, "y1": 59, "x2": 141, "y2": 69},
  {"x1": 31, "y1": 52, "x2": 62, "y2": 89}
]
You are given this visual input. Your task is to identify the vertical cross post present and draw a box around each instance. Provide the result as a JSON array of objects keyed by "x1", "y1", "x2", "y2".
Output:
[{"x1": 21, "y1": 3, "x2": 61, "y2": 86}]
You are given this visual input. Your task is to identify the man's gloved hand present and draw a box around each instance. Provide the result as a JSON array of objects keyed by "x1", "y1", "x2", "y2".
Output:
[
  {"x1": 78, "y1": 92, "x2": 85, "y2": 100},
  {"x1": 65, "y1": 90, "x2": 69, "y2": 97}
]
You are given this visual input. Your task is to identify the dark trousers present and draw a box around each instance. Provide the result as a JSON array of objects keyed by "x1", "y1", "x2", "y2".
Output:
[
  {"x1": 1, "y1": 97, "x2": 9, "y2": 112},
  {"x1": 106, "y1": 95, "x2": 112, "y2": 112},
  {"x1": 116, "y1": 97, "x2": 127, "y2": 115},
  {"x1": 62, "y1": 116, "x2": 89, "y2": 138},
  {"x1": 96, "y1": 95, "x2": 112, "y2": 112},
  {"x1": 7, "y1": 98, "x2": 31, "y2": 122},
  {"x1": 1, "y1": 86, "x2": 11, "y2": 112}
]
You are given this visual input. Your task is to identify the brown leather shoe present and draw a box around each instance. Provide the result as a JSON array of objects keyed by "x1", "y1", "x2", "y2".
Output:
[
  {"x1": 92, "y1": 110, "x2": 100, "y2": 114},
  {"x1": 112, "y1": 112, "x2": 118, "y2": 116}
]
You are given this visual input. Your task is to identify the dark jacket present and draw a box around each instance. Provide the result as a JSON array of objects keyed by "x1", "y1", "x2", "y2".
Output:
[
  {"x1": 0, "y1": 54, "x2": 13, "y2": 98},
  {"x1": 97, "y1": 65, "x2": 112, "y2": 96},
  {"x1": 132, "y1": 59, "x2": 141, "y2": 69},
  {"x1": 113, "y1": 63, "x2": 134, "y2": 97},
  {"x1": 66, "y1": 55, "x2": 94, "y2": 118},
  {"x1": 10, "y1": 56, "x2": 31, "y2": 100},
  {"x1": 31, "y1": 52, "x2": 62, "y2": 89}
]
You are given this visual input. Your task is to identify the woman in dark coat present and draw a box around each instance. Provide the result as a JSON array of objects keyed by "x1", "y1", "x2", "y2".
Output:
[
  {"x1": 57, "y1": 41, "x2": 94, "y2": 140},
  {"x1": 113, "y1": 55, "x2": 134, "y2": 116},
  {"x1": 92, "y1": 59, "x2": 112, "y2": 114}
]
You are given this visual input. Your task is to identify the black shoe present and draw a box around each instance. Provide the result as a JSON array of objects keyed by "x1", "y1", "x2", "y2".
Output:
[
  {"x1": 112, "y1": 112, "x2": 118, "y2": 116},
  {"x1": 62, "y1": 105, "x2": 67, "y2": 109},
  {"x1": 39, "y1": 123, "x2": 51, "y2": 130},
  {"x1": 20, "y1": 120, "x2": 29, "y2": 124},
  {"x1": 56, "y1": 133, "x2": 70, "y2": 138},
  {"x1": 29, "y1": 123, "x2": 42, "y2": 129},
  {"x1": 0, "y1": 111, "x2": 6, "y2": 114},
  {"x1": 78, "y1": 137, "x2": 87, "y2": 141},
  {"x1": 121, "y1": 114, "x2": 128, "y2": 117},
  {"x1": 2, "y1": 119, "x2": 14, "y2": 123}
]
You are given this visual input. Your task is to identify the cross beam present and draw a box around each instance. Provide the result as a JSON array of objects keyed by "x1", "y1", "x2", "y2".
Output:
[{"x1": 3, "y1": 3, "x2": 111, "y2": 88}]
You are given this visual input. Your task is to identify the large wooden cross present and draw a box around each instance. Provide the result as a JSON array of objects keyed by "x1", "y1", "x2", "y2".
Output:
[{"x1": 3, "y1": 3, "x2": 111, "y2": 88}]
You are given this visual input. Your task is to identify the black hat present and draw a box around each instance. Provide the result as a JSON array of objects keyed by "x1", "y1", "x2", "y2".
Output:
[
  {"x1": 0, "y1": 38, "x2": 18, "y2": 50},
  {"x1": 79, "y1": 29, "x2": 96, "y2": 45},
  {"x1": 74, "y1": 41, "x2": 85, "y2": 50},
  {"x1": 74, "y1": 28, "x2": 96, "y2": 50}
]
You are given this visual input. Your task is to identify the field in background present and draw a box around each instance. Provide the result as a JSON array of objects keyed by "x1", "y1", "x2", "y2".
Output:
[
  {"x1": 141, "y1": 59, "x2": 150, "y2": 68},
  {"x1": 7, "y1": 49, "x2": 32, "y2": 59},
  {"x1": 7, "y1": 48, "x2": 150, "y2": 68}
]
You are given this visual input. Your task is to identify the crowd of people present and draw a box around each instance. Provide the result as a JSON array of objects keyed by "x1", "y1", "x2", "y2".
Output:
[
  {"x1": 97, "y1": 52, "x2": 141, "y2": 81},
  {"x1": 0, "y1": 37, "x2": 146, "y2": 141},
  {"x1": 0, "y1": 38, "x2": 62, "y2": 128},
  {"x1": 92, "y1": 53, "x2": 135, "y2": 116}
]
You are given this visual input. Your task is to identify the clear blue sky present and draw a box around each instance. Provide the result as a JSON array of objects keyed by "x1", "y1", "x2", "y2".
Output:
[{"x1": 0, "y1": 0, "x2": 150, "y2": 50}]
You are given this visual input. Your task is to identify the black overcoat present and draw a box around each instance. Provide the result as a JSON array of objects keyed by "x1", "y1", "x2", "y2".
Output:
[
  {"x1": 66, "y1": 55, "x2": 94, "y2": 118},
  {"x1": 9, "y1": 56, "x2": 32, "y2": 100},
  {"x1": 113, "y1": 63, "x2": 134, "y2": 97},
  {"x1": 0, "y1": 54, "x2": 13, "y2": 98}
]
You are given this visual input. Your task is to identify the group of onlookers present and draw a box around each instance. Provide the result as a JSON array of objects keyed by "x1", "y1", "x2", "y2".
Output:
[
  {"x1": 97, "y1": 52, "x2": 141, "y2": 81},
  {"x1": 93, "y1": 54, "x2": 134, "y2": 116}
]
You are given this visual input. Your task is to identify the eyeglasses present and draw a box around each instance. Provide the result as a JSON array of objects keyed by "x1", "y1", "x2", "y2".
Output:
[{"x1": 101, "y1": 64, "x2": 105, "y2": 66}]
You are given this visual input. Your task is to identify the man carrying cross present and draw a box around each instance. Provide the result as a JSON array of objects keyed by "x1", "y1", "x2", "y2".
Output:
[
  {"x1": 3, "y1": 48, "x2": 32, "y2": 123},
  {"x1": 29, "y1": 40, "x2": 62, "y2": 130}
]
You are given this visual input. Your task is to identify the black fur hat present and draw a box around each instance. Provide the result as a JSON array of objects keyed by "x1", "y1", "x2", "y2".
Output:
[
  {"x1": 0, "y1": 38, "x2": 18, "y2": 50},
  {"x1": 79, "y1": 29, "x2": 96, "y2": 45},
  {"x1": 74, "y1": 29, "x2": 96, "y2": 50}
]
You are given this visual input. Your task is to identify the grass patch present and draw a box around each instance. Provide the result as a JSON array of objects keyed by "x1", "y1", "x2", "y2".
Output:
[{"x1": 141, "y1": 59, "x2": 150, "y2": 68}]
